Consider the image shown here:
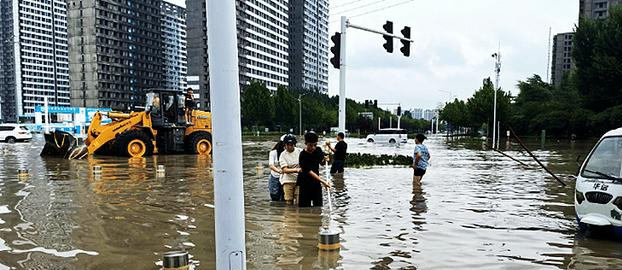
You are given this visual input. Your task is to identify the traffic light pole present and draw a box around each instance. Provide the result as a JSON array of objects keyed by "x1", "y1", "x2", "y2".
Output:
[
  {"x1": 338, "y1": 16, "x2": 347, "y2": 132},
  {"x1": 337, "y1": 17, "x2": 413, "y2": 133}
]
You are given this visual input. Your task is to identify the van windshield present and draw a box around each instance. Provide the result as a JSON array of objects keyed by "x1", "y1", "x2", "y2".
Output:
[{"x1": 582, "y1": 136, "x2": 622, "y2": 179}]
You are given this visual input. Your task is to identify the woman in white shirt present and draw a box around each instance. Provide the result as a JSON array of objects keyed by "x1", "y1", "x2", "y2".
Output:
[{"x1": 268, "y1": 137, "x2": 286, "y2": 201}]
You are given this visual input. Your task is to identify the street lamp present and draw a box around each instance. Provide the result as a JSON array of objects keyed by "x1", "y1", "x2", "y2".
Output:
[
  {"x1": 491, "y1": 49, "x2": 501, "y2": 149},
  {"x1": 297, "y1": 92, "x2": 308, "y2": 136}
]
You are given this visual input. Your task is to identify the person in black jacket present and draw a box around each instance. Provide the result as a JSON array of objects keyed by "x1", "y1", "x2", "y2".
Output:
[
  {"x1": 326, "y1": 132, "x2": 347, "y2": 174},
  {"x1": 296, "y1": 132, "x2": 331, "y2": 207}
]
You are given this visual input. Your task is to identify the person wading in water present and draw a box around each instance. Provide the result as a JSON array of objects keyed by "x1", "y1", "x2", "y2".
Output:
[
  {"x1": 326, "y1": 132, "x2": 347, "y2": 174},
  {"x1": 296, "y1": 132, "x2": 331, "y2": 207},
  {"x1": 279, "y1": 134, "x2": 301, "y2": 205},
  {"x1": 268, "y1": 136, "x2": 285, "y2": 201},
  {"x1": 412, "y1": 133, "x2": 431, "y2": 187}
]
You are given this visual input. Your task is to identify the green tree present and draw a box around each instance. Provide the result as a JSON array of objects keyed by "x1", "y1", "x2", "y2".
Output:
[
  {"x1": 440, "y1": 98, "x2": 469, "y2": 132},
  {"x1": 241, "y1": 81, "x2": 274, "y2": 128},
  {"x1": 273, "y1": 86, "x2": 297, "y2": 130},
  {"x1": 573, "y1": 6, "x2": 622, "y2": 112},
  {"x1": 466, "y1": 78, "x2": 512, "y2": 135}
]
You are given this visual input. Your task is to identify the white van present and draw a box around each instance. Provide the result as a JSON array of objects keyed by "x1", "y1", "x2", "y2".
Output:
[
  {"x1": 365, "y1": 128, "x2": 408, "y2": 144},
  {"x1": 0, "y1": 124, "x2": 33, "y2": 143},
  {"x1": 575, "y1": 127, "x2": 622, "y2": 236}
]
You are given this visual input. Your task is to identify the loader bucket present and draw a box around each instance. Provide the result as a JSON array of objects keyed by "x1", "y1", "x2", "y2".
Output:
[{"x1": 41, "y1": 131, "x2": 89, "y2": 159}]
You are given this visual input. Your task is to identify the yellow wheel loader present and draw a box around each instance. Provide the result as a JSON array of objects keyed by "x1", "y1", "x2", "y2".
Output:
[{"x1": 41, "y1": 90, "x2": 212, "y2": 159}]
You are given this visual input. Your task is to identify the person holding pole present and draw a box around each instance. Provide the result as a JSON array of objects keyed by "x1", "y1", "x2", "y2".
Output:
[
  {"x1": 325, "y1": 132, "x2": 347, "y2": 174},
  {"x1": 297, "y1": 132, "x2": 332, "y2": 207},
  {"x1": 413, "y1": 134, "x2": 431, "y2": 184}
]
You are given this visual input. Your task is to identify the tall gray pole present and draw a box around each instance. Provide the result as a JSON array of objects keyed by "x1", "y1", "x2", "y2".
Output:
[
  {"x1": 338, "y1": 16, "x2": 347, "y2": 132},
  {"x1": 298, "y1": 94, "x2": 302, "y2": 136},
  {"x1": 492, "y1": 47, "x2": 501, "y2": 149},
  {"x1": 206, "y1": 0, "x2": 247, "y2": 269}
]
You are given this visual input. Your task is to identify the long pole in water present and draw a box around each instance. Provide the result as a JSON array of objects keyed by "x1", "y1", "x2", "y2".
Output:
[
  {"x1": 509, "y1": 128, "x2": 566, "y2": 187},
  {"x1": 206, "y1": 1, "x2": 247, "y2": 269},
  {"x1": 325, "y1": 159, "x2": 333, "y2": 213}
]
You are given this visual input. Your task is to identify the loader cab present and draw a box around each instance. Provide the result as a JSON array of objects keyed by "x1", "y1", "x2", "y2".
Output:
[{"x1": 146, "y1": 90, "x2": 186, "y2": 127}]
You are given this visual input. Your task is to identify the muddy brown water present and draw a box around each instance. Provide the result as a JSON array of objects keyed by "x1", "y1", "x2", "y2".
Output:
[{"x1": 0, "y1": 134, "x2": 620, "y2": 269}]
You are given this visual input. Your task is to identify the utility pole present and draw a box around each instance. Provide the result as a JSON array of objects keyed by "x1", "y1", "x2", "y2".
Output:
[
  {"x1": 206, "y1": 0, "x2": 246, "y2": 269},
  {"x1": 492, "y1": 45, "x2": 501, "y2": 149},
  {"x1": 298, "y1": 94, "x2": 302, "y2": 136}
]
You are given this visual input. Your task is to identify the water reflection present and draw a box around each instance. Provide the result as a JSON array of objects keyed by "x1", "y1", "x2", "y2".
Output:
[{"x1": 0, "y1": 135, "x2": 621, "y2": 269}]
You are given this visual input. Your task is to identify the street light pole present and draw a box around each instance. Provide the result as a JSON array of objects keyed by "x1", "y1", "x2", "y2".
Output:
[
  {"x1": 492, "y1": 46, "x2": 501, "y2": 149},
  {"x1": 297, "y1": 93, "x2": 307, "y2": 136}
]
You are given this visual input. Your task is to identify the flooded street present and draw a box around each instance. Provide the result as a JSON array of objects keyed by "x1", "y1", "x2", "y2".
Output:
[{"x1": 0, "y1": 135, "x2": 621, "y2": 269}]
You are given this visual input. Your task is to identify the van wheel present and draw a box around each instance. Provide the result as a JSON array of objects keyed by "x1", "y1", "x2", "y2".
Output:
[
  {"x1": 367, "y1": 138, "x2": 374, "y2": 143},
  {"x1": 116, "y1": 130, "x2": 153, "y2": 157},
  {"x1": 389, "y1": 139, "x2": 396, "y2": 144},
  {"x1": 6, "y1": 137, "x2": 16, "y2": 144},
  {"x1": 187, "y1": 132, "x2": 212, "y2": 155}
]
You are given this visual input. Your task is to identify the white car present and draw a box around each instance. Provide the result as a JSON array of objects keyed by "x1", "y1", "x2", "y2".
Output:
[
  {"x1": 0, "y1": 124, "x2": 33, "y2": 143},
  {"x1": 575, "y1": 127, "x2": 622, "y2": 237},
  {"x1": 365, "y1": 128, "x2": 408, "y2": 144}
]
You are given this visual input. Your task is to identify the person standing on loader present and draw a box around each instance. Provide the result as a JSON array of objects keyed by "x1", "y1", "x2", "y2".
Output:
[{"x1": 185, "y1": 88, "x2": 196, "y2": 124}]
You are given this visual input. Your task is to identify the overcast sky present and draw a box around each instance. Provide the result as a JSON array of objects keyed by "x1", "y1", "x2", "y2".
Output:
[{"x1": 169, "y1": 0, "x2": 578, "y2": 110}]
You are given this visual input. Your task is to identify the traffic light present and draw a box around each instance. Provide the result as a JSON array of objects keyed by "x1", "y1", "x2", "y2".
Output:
[
  {"x1": 330, "y1": 32, "x2": 341, "y2": 69},
  {"x1": 397, "y1": 106, "x2": 402, "y2": 116},
  {"x1": 382, "y1": 21, "x2": 393, "y2": 53},
  {"x1": 400, "y1": 26, "x2": 411, "y2": 57}
]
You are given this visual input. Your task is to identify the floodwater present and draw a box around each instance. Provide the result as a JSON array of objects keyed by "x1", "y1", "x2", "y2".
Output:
[{"x1": 0, "y1": 134, "x2": 621, "y2": 269}]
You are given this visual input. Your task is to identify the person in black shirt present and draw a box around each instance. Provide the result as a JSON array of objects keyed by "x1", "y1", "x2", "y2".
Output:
[
  {"x1": 326, "y1": 132, "x2": 347, "y2": 174},
  {"x1": 296, "y1": 132, "x2": 331, "y2": 207}
]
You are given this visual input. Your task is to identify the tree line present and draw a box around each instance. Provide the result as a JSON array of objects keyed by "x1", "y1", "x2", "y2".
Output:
[
  {"x1": 240, "y1": 82, "x2": 430, "y2": 135},
  {"x1": 440, "y1": 7, "x2": 622, "y2": 138}
]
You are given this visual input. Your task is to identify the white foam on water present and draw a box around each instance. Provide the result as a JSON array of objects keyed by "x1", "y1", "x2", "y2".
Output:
[
  {"x1": 175, "y1": 215, "x2": 189, "y2": 221},
  {"x1": 177, "y1": 230, "x2": 190, "y2": 236},
  {"x1": 0, "y1": 206, "x2": 11, "y2": 214},
  {"x1": 11, "y1": 247, "x2": 99, "y2": 257}
]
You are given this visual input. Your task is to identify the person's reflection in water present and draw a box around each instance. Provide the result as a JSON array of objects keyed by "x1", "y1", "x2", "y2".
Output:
[
  {"x1": 410, "y1": 174, "x2": 427, "y2": 228},
  {"x1": 275, "y1": 207, "x2": 324, "y2": 269}
]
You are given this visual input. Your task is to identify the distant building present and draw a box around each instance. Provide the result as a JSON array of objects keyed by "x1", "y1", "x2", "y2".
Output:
[
  {"x1": 161, "y1": 1, "x2": 188, "y2": 91},
  {"x1": 551, "y1": 32, "x2": 575, "y2": 86},
  {"x1": 580, "y1": 0, "x2": 621, "y2": 19},
  {"x1": 0, "y1": 0, "x2": 70, "y2": 122},
  {"x1": 288, "y1": 0, "x2": 329, "y2": 93},
  {"x1": 411, "y1": 108, "x2": 423, "y2": 119},
  {"x1": 423, "y1": 109, "x2": 437, "y2": 121}
]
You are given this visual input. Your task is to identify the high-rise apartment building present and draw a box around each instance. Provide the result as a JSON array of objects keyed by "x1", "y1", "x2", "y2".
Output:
[
  {"x1": 185, "y1": 0, "x2": 209, "y2": 108},
  {"x1": 0, "y1": 0, "x2": 70, "y2": 122},
  {"x1": 68, "y1": 0, "x2": 166, "y2": 109},
  {"x1": 161, "y1": 1, "x2": 187, "y2": 91},
  {"x1": 186, "y1": 0, "x2": 291, "y2": 109},
  {"x1": 580, "y1": 0, "x2": 621, "y2": 19},
  {"x1": 551, "y1": 32, "x2": 575, "y2": 86},
  {"x1": 237, "y1": 0, "x2": 290, "y2": 91},
  {"x1": 288, "y1": 0, "x2": 329, "y2": 92}
]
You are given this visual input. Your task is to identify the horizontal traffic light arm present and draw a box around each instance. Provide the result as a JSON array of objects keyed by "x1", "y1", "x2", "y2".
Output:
[{"x1": 347, "y1": 22, "x2": 414, "y2": 43}]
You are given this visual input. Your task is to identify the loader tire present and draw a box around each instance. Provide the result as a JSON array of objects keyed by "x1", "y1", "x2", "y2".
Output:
[
  {"x1": 187, "y1": 132, "x2": 212, "y2": 155},
  {"x1": 116, "y1": 130, "x2": 154, "y2": 157}
]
